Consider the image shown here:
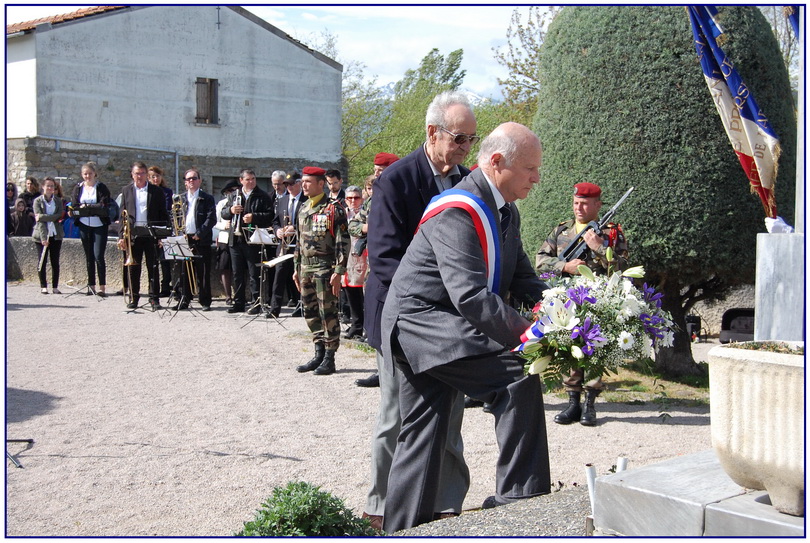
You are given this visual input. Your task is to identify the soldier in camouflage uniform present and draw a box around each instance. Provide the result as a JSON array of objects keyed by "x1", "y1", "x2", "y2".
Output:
[
  {"x1": 535, "y1": 182, "x2": 629, "y2": 427},
  {"x1": 293, "y1": 166, "x2": 349, "y2": 376}
]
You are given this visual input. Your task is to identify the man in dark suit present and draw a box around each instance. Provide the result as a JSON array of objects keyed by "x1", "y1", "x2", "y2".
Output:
[
  {"x1": 381, "y1": 122, "x2": 550, "y2": 532},
  {"x1": 172, "y1": 168, "x2": 216, "y2": 311},
  {"x1": 220, "y1": 169, "x2": 274, "y2": 314},
  {"x1": 269, "y1": 172, "x2": 307, "y2": 317},
  {"x1": 360, "y1": 91, "x2": 477, "y2": 530},
  {"x1": 117, "y1": 161, "x2": 170, "y2": 311}
]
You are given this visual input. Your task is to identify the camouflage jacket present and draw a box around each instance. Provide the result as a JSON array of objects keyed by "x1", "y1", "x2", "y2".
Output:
[
  {"x1": 535, "y1": 219, "x2": 628, "y2": 277},
  {"x1": 348, "y1": 196, "x2": 370, "y2": 239},
  {"x1": 295, "y1": 194, "x2": 349, "y2": 275}
]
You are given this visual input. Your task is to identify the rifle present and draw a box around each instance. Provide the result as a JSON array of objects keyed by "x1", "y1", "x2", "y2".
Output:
[{"x1": 559, "y1": 186, "x2": 634, "y2": 263}]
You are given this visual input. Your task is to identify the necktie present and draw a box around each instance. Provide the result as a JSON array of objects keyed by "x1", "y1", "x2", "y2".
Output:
[
  {"x1": 288, "y1": 197, "x2": 295, "y2": 222},
  {"x1": 500, "y1": 204, "x2": 511, "y2": 240}
]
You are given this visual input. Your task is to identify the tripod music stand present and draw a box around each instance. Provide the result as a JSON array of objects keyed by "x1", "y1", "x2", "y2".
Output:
[
  {"x1": 161, "y1": 236, "x2": 209, "y2": 322},
  {"x1": 240, "y1": 228, "x2": 280, "y2": 328},
  {"x1": 62, "y1": 206, "x2": 108, "y2": 300}
]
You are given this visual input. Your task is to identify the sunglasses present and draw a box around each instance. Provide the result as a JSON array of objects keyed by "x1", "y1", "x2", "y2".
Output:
[
  {"x1": 185, "y1": 176, "x2": 199, "y2": 181},
  {"x1": 345, "y1": 196, "x2": 361, "y2": 200},
  {"x1": 439, "y1": 126, "x2": 480, "y2": 146}
]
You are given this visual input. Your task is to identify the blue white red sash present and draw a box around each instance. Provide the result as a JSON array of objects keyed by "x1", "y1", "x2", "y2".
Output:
[{"x1": 417, "y1": 189, "x2": 501, "y2": 295}]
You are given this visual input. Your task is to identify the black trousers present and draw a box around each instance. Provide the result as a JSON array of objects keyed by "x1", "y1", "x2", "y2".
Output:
[
  {"x1": 129, "y1": 236, "x2": 160, "y2": 302},
  {"x1": 35, "y1": 238, "x2": 62, "y2": 288},
  {"x1": 383, "y1": 336, "x2": 551, "y2": 533},
  {"x1": 179, "y1": 240, "x2": 212, "y2": 307},
  {"x1": 229, "y1": 237, "x2": 261, "y2": 308},
  {"x1": 269, "y1": 254, "x2": 297, "y2": 312},
  {"x1": 345, "y1": 286, "x2": 364, "y2": 335}
]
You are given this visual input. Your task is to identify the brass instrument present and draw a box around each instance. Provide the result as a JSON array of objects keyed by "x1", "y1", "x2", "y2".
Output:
[
  {"x1": 232, "y1": 191, "x2": 243, "y2": 236},
  {"x1": 121, "y1": 209, "x2": 136, "y2": 306},
  {"x1": 171, "y1": 195, "x2": 198, "y2": 297}
]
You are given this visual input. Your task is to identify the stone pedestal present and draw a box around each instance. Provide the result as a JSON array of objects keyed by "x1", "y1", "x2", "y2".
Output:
[{"x1": 754, "y1": 233, "x2": 805, "y2": 341}]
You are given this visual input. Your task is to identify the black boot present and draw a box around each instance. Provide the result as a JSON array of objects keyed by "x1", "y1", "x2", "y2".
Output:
[
  {"x1": 580, "y1": 389, "x2": 599, "y2": 426},
  {"x1": 297, "y1": 344, "x2": 325, "y2": 373},
  {"x1": 314, "y1": 349, "x2": 336, "y2": 375},
  {"x1": 554, "y1": 391, "x2": 582, "y2": 424}
]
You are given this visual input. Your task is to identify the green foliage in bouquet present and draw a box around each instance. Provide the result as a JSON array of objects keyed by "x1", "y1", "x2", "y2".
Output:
[
  {"x1": 518, "y1": 265, "x2": 675, "y2": 390},
  {"x1": 235, "y1": 481, "x2": 378, "y2": 537}
]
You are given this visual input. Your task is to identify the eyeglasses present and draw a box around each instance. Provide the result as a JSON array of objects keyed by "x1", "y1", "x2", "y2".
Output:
[
  {"x1": 185, "y1": 176, "x2": 199, "y2": 181},
  {"x1": 439, "y1": 126, "x2": 480, "y2": 146},
  {"x1": 345, "y1": 196, "x2": 361, "y2": 200}
]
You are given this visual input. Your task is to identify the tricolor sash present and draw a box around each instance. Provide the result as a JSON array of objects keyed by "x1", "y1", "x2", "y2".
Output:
[{"x1": 417, "y1": 189, "x2": 501, "y2": 295}]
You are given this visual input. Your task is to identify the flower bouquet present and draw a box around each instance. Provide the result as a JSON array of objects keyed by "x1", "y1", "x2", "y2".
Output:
[{"x1": 515, "y1": 264, "x2": 675, "y2": 387}]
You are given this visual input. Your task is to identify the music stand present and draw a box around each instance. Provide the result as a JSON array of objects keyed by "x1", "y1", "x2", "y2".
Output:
[
  {"x1": 6, "y1": 438, "x2": 33, "y2": 469},
  {"x1": 239, "y1": 228, "x2": 279, "y2": 328},
  {"x1": 161, "y1": 236, "x2": 209, "y2": 322},
  {"x1": 259, "y1": 253, "x2": 296, "y2": 328}
]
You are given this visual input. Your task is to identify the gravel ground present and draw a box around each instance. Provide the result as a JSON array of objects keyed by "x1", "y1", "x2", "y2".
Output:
[{"x1": 4, "y1": 281, "x2": 712, "y2": 537}]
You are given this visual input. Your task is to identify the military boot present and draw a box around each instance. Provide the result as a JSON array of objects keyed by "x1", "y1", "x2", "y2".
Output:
[
  {"x1": 553, "y1": 391, "x2": 582, "y2": 424},
  {"x1": 314, "y1": 349, "x2": 336, "y2": 375},
  {"x1": 580, "y1": 389, "x2": 599, "y2": 426},
  {"x1": 297, "y1": 343, "x2": 325, "y2": 373}
]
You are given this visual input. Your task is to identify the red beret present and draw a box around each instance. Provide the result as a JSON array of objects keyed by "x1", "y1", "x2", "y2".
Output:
[
  {"x1": 373, "y1": 152, "x2": 399, "y2": 167},
  {"x1": 574, "y1": 182, "x2": 602, "y2": 199},
  {"x1": 302, "y1": 166, "x2": 326, "y2": 176}
]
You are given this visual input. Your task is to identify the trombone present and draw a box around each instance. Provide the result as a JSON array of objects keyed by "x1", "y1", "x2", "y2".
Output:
[
  {"x1": 120, "y1": 209, "x2": 137, "y2": 306},
  {"x1": 171, "y1": 196, "x2": 198, "y2": 297}
]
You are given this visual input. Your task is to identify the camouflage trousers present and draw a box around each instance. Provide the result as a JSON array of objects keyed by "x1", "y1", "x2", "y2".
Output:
[{"x1": 299, "y1": 269, "x2": 340, "y2": 351}]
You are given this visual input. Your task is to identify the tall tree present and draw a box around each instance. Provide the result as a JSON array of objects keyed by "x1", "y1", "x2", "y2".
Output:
[
  {"x1": 526, "y1": 6, "x2": 796, "y2": 376},
  {"x1": 491, "y1": 6, "x2": 560, "y2": 126},
  {"x1": 760, "y1": 6, "x2": 800, "y2": 93}
]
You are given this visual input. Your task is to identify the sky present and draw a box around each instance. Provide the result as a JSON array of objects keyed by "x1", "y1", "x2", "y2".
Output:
[{"x1": 4, "y1": 3, "x2": 542, "y2": 99}]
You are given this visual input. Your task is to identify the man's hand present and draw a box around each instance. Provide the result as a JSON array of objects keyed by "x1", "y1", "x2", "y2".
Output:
[
  {"x1": 330, "y1": 273, "x2": 342, "y2": 297},
  {"x1": 243, "y1": 213, "x2": 253, "y2": 224},
  {"x1": 293, "y1": 271, "x2": 300, "y2": 292},
  {"x1": 583, "y1": 229, "x2": 603, "y2": 251},
  {"x1": 230, "y1": 203, "x2": 243, "y2": 215},
  {"x1": 563, "y1": 259, "x2": 586, "y2": 275}
]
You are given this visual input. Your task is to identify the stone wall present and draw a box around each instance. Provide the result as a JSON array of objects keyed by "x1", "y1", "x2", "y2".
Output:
[
  {"x1": 6, "y1": 235, "x2": 227, "y2": 297},
  {"x1": 689, "y1": 284, "x2": 756, "y2": 337}
]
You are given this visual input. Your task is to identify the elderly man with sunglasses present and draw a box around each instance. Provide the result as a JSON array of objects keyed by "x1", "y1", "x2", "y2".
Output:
[{"x1": 361, "y1": 91, "x2": 479, "y2": 531}]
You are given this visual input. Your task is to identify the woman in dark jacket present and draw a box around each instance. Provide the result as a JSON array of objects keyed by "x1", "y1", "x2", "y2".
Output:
[
  {"x1": 148, "y1": 165, "x2": 174, "y2": 297},
  {"x1": 70, "y1": 161, "x2": 111, "y2": 296}
]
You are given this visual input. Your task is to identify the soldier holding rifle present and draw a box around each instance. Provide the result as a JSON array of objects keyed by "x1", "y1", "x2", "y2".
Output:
[{"x1": 535, "y1": 182, "x2": 629, "y2": 426}]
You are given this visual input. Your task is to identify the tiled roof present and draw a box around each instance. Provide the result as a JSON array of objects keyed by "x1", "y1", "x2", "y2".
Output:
[{"x1": 6, "y1": 6, "x2": 127, "y2": 34}]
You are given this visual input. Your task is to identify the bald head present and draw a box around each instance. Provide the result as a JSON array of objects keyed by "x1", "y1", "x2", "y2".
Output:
[{"x1": 477, "y1": 122, "x2": 542, "y2": 202}]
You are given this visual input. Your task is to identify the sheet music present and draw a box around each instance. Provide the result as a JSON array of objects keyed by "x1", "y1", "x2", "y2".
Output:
[
  {"x1": 163, "y1": 235, "x2": 194, "y2": 260},
  {"x1": 248, "y1": 228, "x2": 278, "y2": 245}
]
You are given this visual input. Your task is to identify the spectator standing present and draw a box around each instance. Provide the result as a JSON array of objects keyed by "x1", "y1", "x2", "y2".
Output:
[
  {"x1": 32, "y1": 177, "x2": 65, "y2": 294},
  {"x1": 342, "y1": 185, "x2": 368, "y2": 340},
  {"x1": 71, "y1": 161, "x2": 112, "y2": 296},
  {"x1": 9, "y1": 198, "x2": 34, "y2": 236},
  {"x1": 148, "y1": 165, "x2": 174, "y2": 297},
  {"x1": 20, "y1": 176, "x2": 41, "y2": 221},
  {"x1": 214, "y1": 179, "x2": 240, "y2": 305}
]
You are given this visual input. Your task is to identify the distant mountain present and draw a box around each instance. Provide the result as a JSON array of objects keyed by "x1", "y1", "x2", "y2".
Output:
[{"x1": 376, "y1": 82, "x2": 493, "y2": 105}]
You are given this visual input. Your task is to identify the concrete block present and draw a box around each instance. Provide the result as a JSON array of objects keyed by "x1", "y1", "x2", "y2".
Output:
[
  {"x1": 593, "y1": 450, "x2": 745, "y2": 536},
  {"x1": 705, "y1": 491, "x2": 806, "y2": 536}
]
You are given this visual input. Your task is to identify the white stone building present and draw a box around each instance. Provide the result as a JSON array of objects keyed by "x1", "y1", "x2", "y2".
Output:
[{"x1": 6, "y1": 5, "x2": 343, "y2": 194}]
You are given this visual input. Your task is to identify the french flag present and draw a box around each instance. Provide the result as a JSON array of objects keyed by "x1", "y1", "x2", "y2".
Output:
[{"x1": 688, "y1": 5, "x2": 781, "y2": 218}]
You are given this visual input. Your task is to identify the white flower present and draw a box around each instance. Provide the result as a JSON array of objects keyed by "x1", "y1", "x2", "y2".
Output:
[
  {"x1": 661, "y1": 329, "x2": 675, "y2": 348},
  {"x1": 622, "y1": 266, "x2": 645, "y2": 278},
  {"x1": 527, "y1": 356, "x2": 552, "y2": 375},
  {"x1": 571, "y1": 345, "x2": 584, "y2": 359},
  {"x1": 542, "y1": 299, "x2": 580, "y2": 331},
  {"x1": 618, "y1": 331, "x2": 635, "y2": 350}
]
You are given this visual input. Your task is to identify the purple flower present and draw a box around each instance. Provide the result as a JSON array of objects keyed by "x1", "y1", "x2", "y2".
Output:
[
  {"x1": 567, "y1": 285, "x2": 596, "y2": 306},
  {"x1": 539, "y1": 271, "x2": 558, "y2": 280},
  {"x1": 642, "y1": 283, "x2": 664, "y2": 308},
  {"x1": 570, "y1": 316, "x2": 606, "y2": 356},
  {"x1": 640, "y1": 313, "x2": 666, "y2": 341}
]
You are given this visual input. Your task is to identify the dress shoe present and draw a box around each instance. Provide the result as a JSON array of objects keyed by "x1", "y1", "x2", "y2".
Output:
[
  {"x1": 343, "y1": 330, "x2": 363, "y2": 340},
  {"x1": 291, "y1": 307, "x2": 303, "y2": 318},
  {"x1": 227, "y1": 306, "x2": 245, "y2": 314},
  {"x1": 225, "y1": 297, "x2": 233, "y2": 306},
  {"x1": 114, "y1": 289, "x2": 124, "y2": 296},
  {"x1": 464, "y1": 396, "x2": 485, "y2": 409},
  {"x1": 159, "y1": 289, "x2": 171, "y2": 298},
  {"x1": 126, "y1": 301, "x2": 137, "y2": 310},
  {"x1": 201, "y1": 305, "x2": 212, "y2": 312},
  {"x1": 85, "y1": 288, "x2": 95, "y2": 296},
  {"x1": 481, "y1": 496, "x2": 508, "y2": 510},
  {"x1": 97, "y1": 291, "x2": 107, "y2": 298},
  {"x1": 355, "y1": 373, "x2": 380, "y2": 388},
  {"x1": 267, "y1": 308, "x2": 280, "y2": 318},
  {"x1": 171, "y1": 302, "x2": 189, "y2": 311},
  {"x1": 361, "y1": 513, "x2": 383, "y2": 532},
  {"x1": 149, "y1": 300, "x2": 162, "y2": 311},
  {"x1": 246, "y1": 305, "x2": 262, "y2": 315}
]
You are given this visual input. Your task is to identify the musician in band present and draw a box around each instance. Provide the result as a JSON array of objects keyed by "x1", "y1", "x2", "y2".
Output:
[
  {"x1": 117, "y1": 161, "x2": 171, "y2": 311},
  {"x1": 220, "y1": 168, "x2": 274, "y2": 314},
  {"x1": 269, "y1": 172, "x2": 306, "y2": 318},
  {"x1": 535, "y1": 181, "x2": 629, "y2": 426},
  {"x1": 172, "y1": 168, "x2": 216, "y2": 311}
]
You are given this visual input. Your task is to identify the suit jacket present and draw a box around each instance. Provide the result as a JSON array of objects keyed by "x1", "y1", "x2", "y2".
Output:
[
  {"x1": 220, "y1": 186, "x2": 274, "y2": 246},
  {"x1": 364, "y1": 145, "x2": 470, "y2": 350},
  {"x1": 118, "y1": 182, "x2": 169, "y2": 238},
  {"x1": 31, "y1": 195, "x2": 65, "y2": 242},
  {"x1": 380, "y1": 169, "x2": 547, "y2": 374},
  {"x1": 180, "y1": 190, "x2": 217, "y2": 246},
  {"x1": 272, "y1": 192, "x2": 308, "y2": 256}
]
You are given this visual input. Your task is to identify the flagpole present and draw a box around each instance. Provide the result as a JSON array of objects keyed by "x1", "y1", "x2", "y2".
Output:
[{"x1": 795, "y1": 8, "x2": 804, "y2": 233}]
